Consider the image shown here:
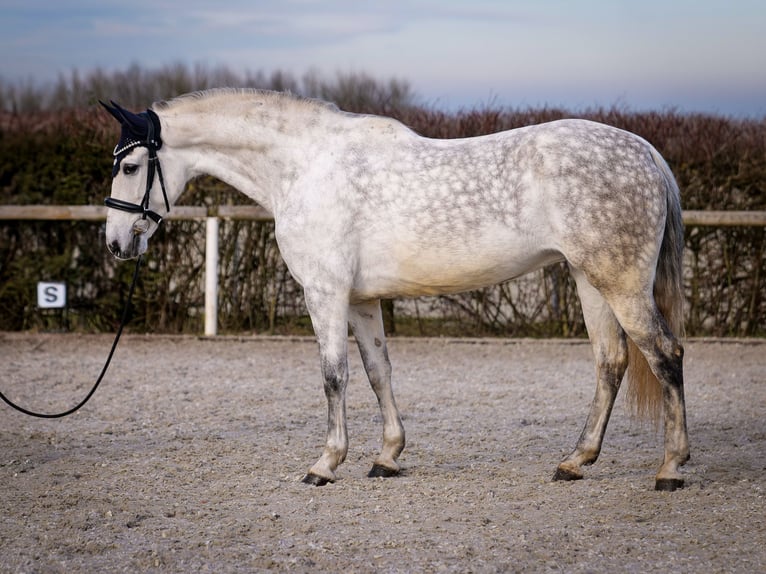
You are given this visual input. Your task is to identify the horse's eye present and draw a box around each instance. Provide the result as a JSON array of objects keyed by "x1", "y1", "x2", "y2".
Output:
[{"x1": 122, "y1": 163, "x2": 139, "y2": 176}]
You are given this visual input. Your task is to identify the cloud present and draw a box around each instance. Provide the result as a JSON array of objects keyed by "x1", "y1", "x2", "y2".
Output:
[
  {"x1": 188, "y1": 9, "x2": 398, "y2": 46},
  {"x1": 0, "y1": 0, "x2": 764, "y2": 116}
]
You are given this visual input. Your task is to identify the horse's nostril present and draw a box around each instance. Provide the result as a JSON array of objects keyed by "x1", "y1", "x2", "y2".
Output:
[{"x1": 108, "y1": 241, "x2": 121, "y2": 256}]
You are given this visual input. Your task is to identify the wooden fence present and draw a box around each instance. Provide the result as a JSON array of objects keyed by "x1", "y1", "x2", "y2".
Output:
[
  {"x1": 2, "y1": 206, "x2": 765, "y2": 335},
  {"x1": 2, "y1": 205, "x2": 765, "y2": 226}
]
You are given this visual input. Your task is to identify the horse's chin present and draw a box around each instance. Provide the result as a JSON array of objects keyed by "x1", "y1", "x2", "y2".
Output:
[{"x1": 107, "y1": 234, "x2": 147, "y2": 260}]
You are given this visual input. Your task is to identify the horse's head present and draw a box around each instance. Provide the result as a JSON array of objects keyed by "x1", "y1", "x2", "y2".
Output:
[{"x1": 101, "y1": 100, "x2": 177, "y2": 259}]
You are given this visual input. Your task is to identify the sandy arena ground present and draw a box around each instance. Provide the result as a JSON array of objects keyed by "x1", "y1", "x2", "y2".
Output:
[{"x1": 1, "y1": 333, "x2": 764, "y2": 573}]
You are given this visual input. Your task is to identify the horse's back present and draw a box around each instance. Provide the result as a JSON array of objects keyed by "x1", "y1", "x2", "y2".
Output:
[{"x1": 346, "y1": 119, "x2": 669, "y2": 300}]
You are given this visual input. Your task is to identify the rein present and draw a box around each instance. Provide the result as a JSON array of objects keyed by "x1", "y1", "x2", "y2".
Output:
[
  {"x1": 0, "y1": 255, "x2": 142, "y2": 418},
  {"x1": 1, "y1": 105, "x2": 169, "y2": 418}
]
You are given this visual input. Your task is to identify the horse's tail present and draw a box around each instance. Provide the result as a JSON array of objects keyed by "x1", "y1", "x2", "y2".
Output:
[{"x1": 625, "y1": 147, "x2": 685, "y2": 424}]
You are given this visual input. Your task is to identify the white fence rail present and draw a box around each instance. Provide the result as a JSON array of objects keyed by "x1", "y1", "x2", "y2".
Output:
[{"x1": 2, "y1": 206, "x2": 765, "y2": 336}]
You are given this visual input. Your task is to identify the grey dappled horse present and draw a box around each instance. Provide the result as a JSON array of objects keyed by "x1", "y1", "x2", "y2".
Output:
[{"x1": 101, "y1": 89, "x2": 689, "y2": 491}]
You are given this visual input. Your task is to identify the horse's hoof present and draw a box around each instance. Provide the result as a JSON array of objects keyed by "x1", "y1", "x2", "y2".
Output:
[
  {"x1": 655, "y1": 478, "x2": 684, "y2": 492},
  {"x1": 552, "y1": 467, "x2": 583, "y2": 482},
  {"x1": 368, "y1": 464, "x2": 399, "y2": 478},
  {"x1": 301, "y1": 473, "x2": 333, "y2": 487}
]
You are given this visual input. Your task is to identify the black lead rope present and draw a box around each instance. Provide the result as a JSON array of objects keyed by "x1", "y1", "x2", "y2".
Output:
[
  {"x1": 0, "y1": 255, "x2": 142, "y2": 419},
  {"x1": 2, "y1": 103, "x2": 168, "y2": 418}
]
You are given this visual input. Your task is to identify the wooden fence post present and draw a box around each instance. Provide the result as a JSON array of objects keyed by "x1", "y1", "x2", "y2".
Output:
[{"x1": 204, "y1": 217, "x2": 219, "y2": 336}]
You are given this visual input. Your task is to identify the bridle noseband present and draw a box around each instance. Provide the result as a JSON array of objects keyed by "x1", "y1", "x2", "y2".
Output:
[{"x1": 103, "y1": 107, "x2": 170, "y2": 226}]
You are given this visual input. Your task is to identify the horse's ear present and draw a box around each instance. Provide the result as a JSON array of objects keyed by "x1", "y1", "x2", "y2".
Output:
[
  {"x1": 99, "y1": 100, "x2": 124, "y2": 123},
  {"x1": 100, "y1": 100, "x2": 149, "y2": 136}
]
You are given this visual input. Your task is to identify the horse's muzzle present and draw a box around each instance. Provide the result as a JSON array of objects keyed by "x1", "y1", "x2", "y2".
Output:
[{"x1": 107, "y1": 234, "x2": 145, "y2": 260}]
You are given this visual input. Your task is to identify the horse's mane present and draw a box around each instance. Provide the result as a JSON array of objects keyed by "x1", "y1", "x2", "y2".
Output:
[{"x1": 153, "y1": 88, "x2": 341, "y2": 115}]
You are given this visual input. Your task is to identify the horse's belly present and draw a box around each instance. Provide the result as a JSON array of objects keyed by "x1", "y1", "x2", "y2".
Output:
[{"x1": 352, "y1": 239, "x2": 563, "y2": 302}]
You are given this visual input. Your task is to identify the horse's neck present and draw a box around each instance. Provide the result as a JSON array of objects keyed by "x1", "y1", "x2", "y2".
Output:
[{"x1": 161, "y1": 103, "x2": 321, "y2": 213}]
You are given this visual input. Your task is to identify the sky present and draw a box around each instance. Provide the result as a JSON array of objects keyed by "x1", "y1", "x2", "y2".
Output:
[{"x1": 1, "y1": 0, "x2": 765, "y2": 117}]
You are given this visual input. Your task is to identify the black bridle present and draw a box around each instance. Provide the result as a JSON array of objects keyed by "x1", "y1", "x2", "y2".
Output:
[{"x1": 102, "y1": 104, "x2": 170, "y2": 225}]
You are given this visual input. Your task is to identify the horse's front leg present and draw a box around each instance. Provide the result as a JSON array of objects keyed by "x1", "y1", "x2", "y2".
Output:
[
  {"x1": 349, "y1": 300, "x2": 405, "y2": 478},
  {"x1": 302, "y1": 288, "x2": 350, "y2": 486}
]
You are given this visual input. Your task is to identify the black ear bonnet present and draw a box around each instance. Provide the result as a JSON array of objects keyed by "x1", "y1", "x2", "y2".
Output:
[{"x1": 100, "y1": 100, "x2": 162, "y2": 177}]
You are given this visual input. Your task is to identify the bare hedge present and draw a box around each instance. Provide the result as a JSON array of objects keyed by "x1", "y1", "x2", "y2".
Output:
[{"x1": 1, "y1": 67, "x2": 764, "y2": 336}]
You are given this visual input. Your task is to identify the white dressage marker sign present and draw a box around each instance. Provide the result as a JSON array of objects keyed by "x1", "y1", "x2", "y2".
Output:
[{"x1": 37, "y1": 282, "x2": 66, "y2": 309}]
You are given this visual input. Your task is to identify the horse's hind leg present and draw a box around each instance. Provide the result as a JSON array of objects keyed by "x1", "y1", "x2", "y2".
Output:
[
  {"x1": 349, "y1": 300, "x2": 405, "y2": 478},
  {"x1": 554, "y1": 267, "x2": 629, "y2": 482},
  {"x1": 609, "y1": 295, "x2": 689, "y2": 491}
]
